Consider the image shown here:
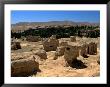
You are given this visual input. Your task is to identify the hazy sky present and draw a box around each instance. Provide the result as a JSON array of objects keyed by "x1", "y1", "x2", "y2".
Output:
[{"x1": 11, "y1": 10, "x2": 100, "y2": 24}]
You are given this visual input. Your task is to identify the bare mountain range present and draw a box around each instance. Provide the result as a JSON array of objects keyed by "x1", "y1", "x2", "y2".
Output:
[
  {"x1": 12, "y1": 21, "x2": 99, "y2": 26},
  {"x1": 11, "y1": 21, "x2": 100, "y2": 32}
]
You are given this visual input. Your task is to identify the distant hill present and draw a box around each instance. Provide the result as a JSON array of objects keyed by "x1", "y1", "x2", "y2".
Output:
[
  {"x1": 11, "y1": 21, "x2": 100, "y2": 32},
  {"x1": 12, "y1": 20, "x2": 99, "y2": 26}
]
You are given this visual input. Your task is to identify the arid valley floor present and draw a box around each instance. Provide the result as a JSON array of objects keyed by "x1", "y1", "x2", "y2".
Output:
[{"x1": 11, "y1": 37, "x2": 100, "y2": 77}]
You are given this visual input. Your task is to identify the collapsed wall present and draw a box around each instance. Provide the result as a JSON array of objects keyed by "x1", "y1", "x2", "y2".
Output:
[
  {"x1": 21, "y1": 36, "x2": 26, "y2": 41},
  {"x1": 87, "y1": 42, "x2": 97, "y2": 55},
  {"x1": 11, "y1": 41, "x2": 21, "y2": 50},
  {"x1": 42, "y1": 35, "x2": 59, "y2": 51},
  {"x1": 70, "y1": 36, "x2": 76, "y2": 42},
  {"x1": 26, "y1": 35, "x2": 41, "y2": 42},
  {"x1": 55, "y1": 46, "x2": 65, "y2": 57},
  {"x1": 11, "y1": 56, "x2": 39, "y2": 77},
  {"x1": 54, "y1": 41, "x2": 68, "y2": 60},
  {"x1": 59, "y1": 41, "x2": 68, "y2": 47},
  {"x1": 50, "y1": 35, "x2": 57, "y2": 39},
  {"x1": 64, "y1": 45, "x2": 79, "y2": 66},
  {"x1": 33, "y1": 49, "x2": 47, "y2": 60},
  {"x1": 80, "y1": 43, "x2": 88, "y2": 58}
]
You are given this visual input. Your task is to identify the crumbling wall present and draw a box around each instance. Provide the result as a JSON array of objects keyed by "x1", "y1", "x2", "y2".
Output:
[
  {"x1": 54, "y1": 41, "x2": 68, "y2": 60},
  {"x1": 64, "y1": 45, "x2": 79, "y2": 66},
  {"x1": 87, "y1": 42, "x2": 97, "y2": 55},
  {"x1": 80, "y1": 43, "x2": 88, "y2": 57},
  {"x1": 50, "y1": 35, "x2": 56, "y2": 39},
  {"x1": 33, "y1": 49, "x2": 47, "y2": 60},
  {"x1": 26, "y1": 35, "x2": 41, "y2": 42},
  {"x1": 42, "y1": 36, "x2": 59, "y2": 51},
  {"x1": 59, "y1": 41, "x2": 68, "y2": 47},
  {"x1": 54, "y1": 46, "x2": 66, "y2": 60},
  {"x1": 55, "y1": 46, "x2": 65, "y2": 56},
  {"x1": 11, "y1": 41, "x2": 21, "y2": 50},
  {"x1": 70, "y1": 36, "x2": 76, "y2": 42},
  {"x1": 11, "y1": 56, "x2": 39, "y2": 77},
  {"x1": 21, "y1": 36, "x2": 26, "y2": 41},
  {"x1": 93, "y1": 43, "x2": 97, "y2": 54}
]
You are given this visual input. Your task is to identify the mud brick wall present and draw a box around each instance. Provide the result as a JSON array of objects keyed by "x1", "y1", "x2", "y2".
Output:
[
  {"x1": 80, "y1": 44, "x2": 88, "y2": 57},
  {"x1": 43, "y1": 36, "x2": 59, "y2": 52},
  {"x1": 11, "y1": 57, "x2": 39, "y2": 77},
  {"x1": 11, "y1": 41, "x2": 21, "y2": 50},
  {"x1": 70, "y1": 36, "x2": 76, "y2": 42},
  {"x1": 33, "y1": 49, "x2": 47, "y2": 59},
  {"x1": 87, "y1": 42, "x2": 97, "y2": 55},
  {"x1": 26, "y1": 35, "x2": 41, "y2": 42},
  {"x1": 64, "y1": 45, "x2": 79, "y2": 66}
]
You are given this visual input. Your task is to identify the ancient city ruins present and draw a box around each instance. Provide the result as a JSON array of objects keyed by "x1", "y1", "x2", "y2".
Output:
[{"x1": 11, "y1": 22, "x2": 100, "y2": 77}]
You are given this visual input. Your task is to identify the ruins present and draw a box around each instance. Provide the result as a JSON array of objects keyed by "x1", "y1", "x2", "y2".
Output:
[
  {"x1": 33, "y1": 49, "x2": 47, "y2": 60},
  {"x1": 55, "y1": 46, "x2": 66, "y2": 56},
  {"x1": 80, "y1": 43, "x2": 88, "y2": 58},
  {"x1": 10, "y1": 19, "x2": 100, "y2": 77},
  {"x1": 11, "y1": 35, "x2": 100, "y2": 77},
  {"x1": 11, "y1": 41, "x2": 21, "y2": 50},
  {"x1": 42, "y1": 35, "x2": 59, "y2": 51},
  {"x1": 64, "y1": 45, "x2": 80, "y2": 66},
  {"x1": 70, "y1": 36, "x2": 76, "y2": 42},
  {"x1": 11, "y1": 56, "x2": 39, "y2": 77},
  {"x1": 26, "y1": 35, "x2": 41, "y2": 42},
  {"x1": 11, "y1": 24, "x2": 100, "y2": 77},
  {"x1": 59, "y1": 41, "x2": 68, "y2": 46},
  {"x1": 87, "y1": 42, "x2": 97, "y2": 55}
]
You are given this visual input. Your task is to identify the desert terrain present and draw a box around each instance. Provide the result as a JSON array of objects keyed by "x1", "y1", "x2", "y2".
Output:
[
  {"x1": 11, "y1": 21, "x2": 100, "y2": 77},
  {"x1": 11, "y1": 36, "x2": 100, "y2": 77}
]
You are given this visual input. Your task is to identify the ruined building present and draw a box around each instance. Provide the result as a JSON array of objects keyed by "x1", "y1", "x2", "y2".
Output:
[
  {"x1": 70, "y1": 36, "x2": 76, "y2": 42},
  {"x1": 42, "y1": 35, "x2": 59, "y2": 52},
  {"x1": 64, "y1": 45, "x2": 79, "y2": 66},
  {"x1": 11, "y1": 41, "x2": 21, "y2": 50},
  {"x1": 87, "y1": 42, "x2": 97, "y2": 55},
  {"x1": 11, "y1": 56, "x2": 39, "y2": 77},
  {"x1": 26, "y1": 35, "x2": 41, "y2": 42}
]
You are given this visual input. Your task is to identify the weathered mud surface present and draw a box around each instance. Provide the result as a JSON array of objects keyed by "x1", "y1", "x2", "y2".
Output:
[{"x1": 11, "y1": 37, "x2": 100, "y2": 77}]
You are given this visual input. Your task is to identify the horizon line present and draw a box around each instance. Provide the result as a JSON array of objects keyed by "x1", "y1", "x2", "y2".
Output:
[{"x1": 11, "y1": 20, "x2": 100, "y2": 25}]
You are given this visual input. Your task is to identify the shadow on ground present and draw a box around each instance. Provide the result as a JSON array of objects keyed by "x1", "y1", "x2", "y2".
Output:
[{"x1": 71, "y1": 59, "x2": 87, "y2": 69}]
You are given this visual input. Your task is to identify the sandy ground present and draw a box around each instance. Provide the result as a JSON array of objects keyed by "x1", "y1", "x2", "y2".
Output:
[
  {"x1": 11, "y1": 37, "x2": 100, "y2": 77},
  {"x1": 31, "y1": 49, "x2": 100, "y2": 77}
]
